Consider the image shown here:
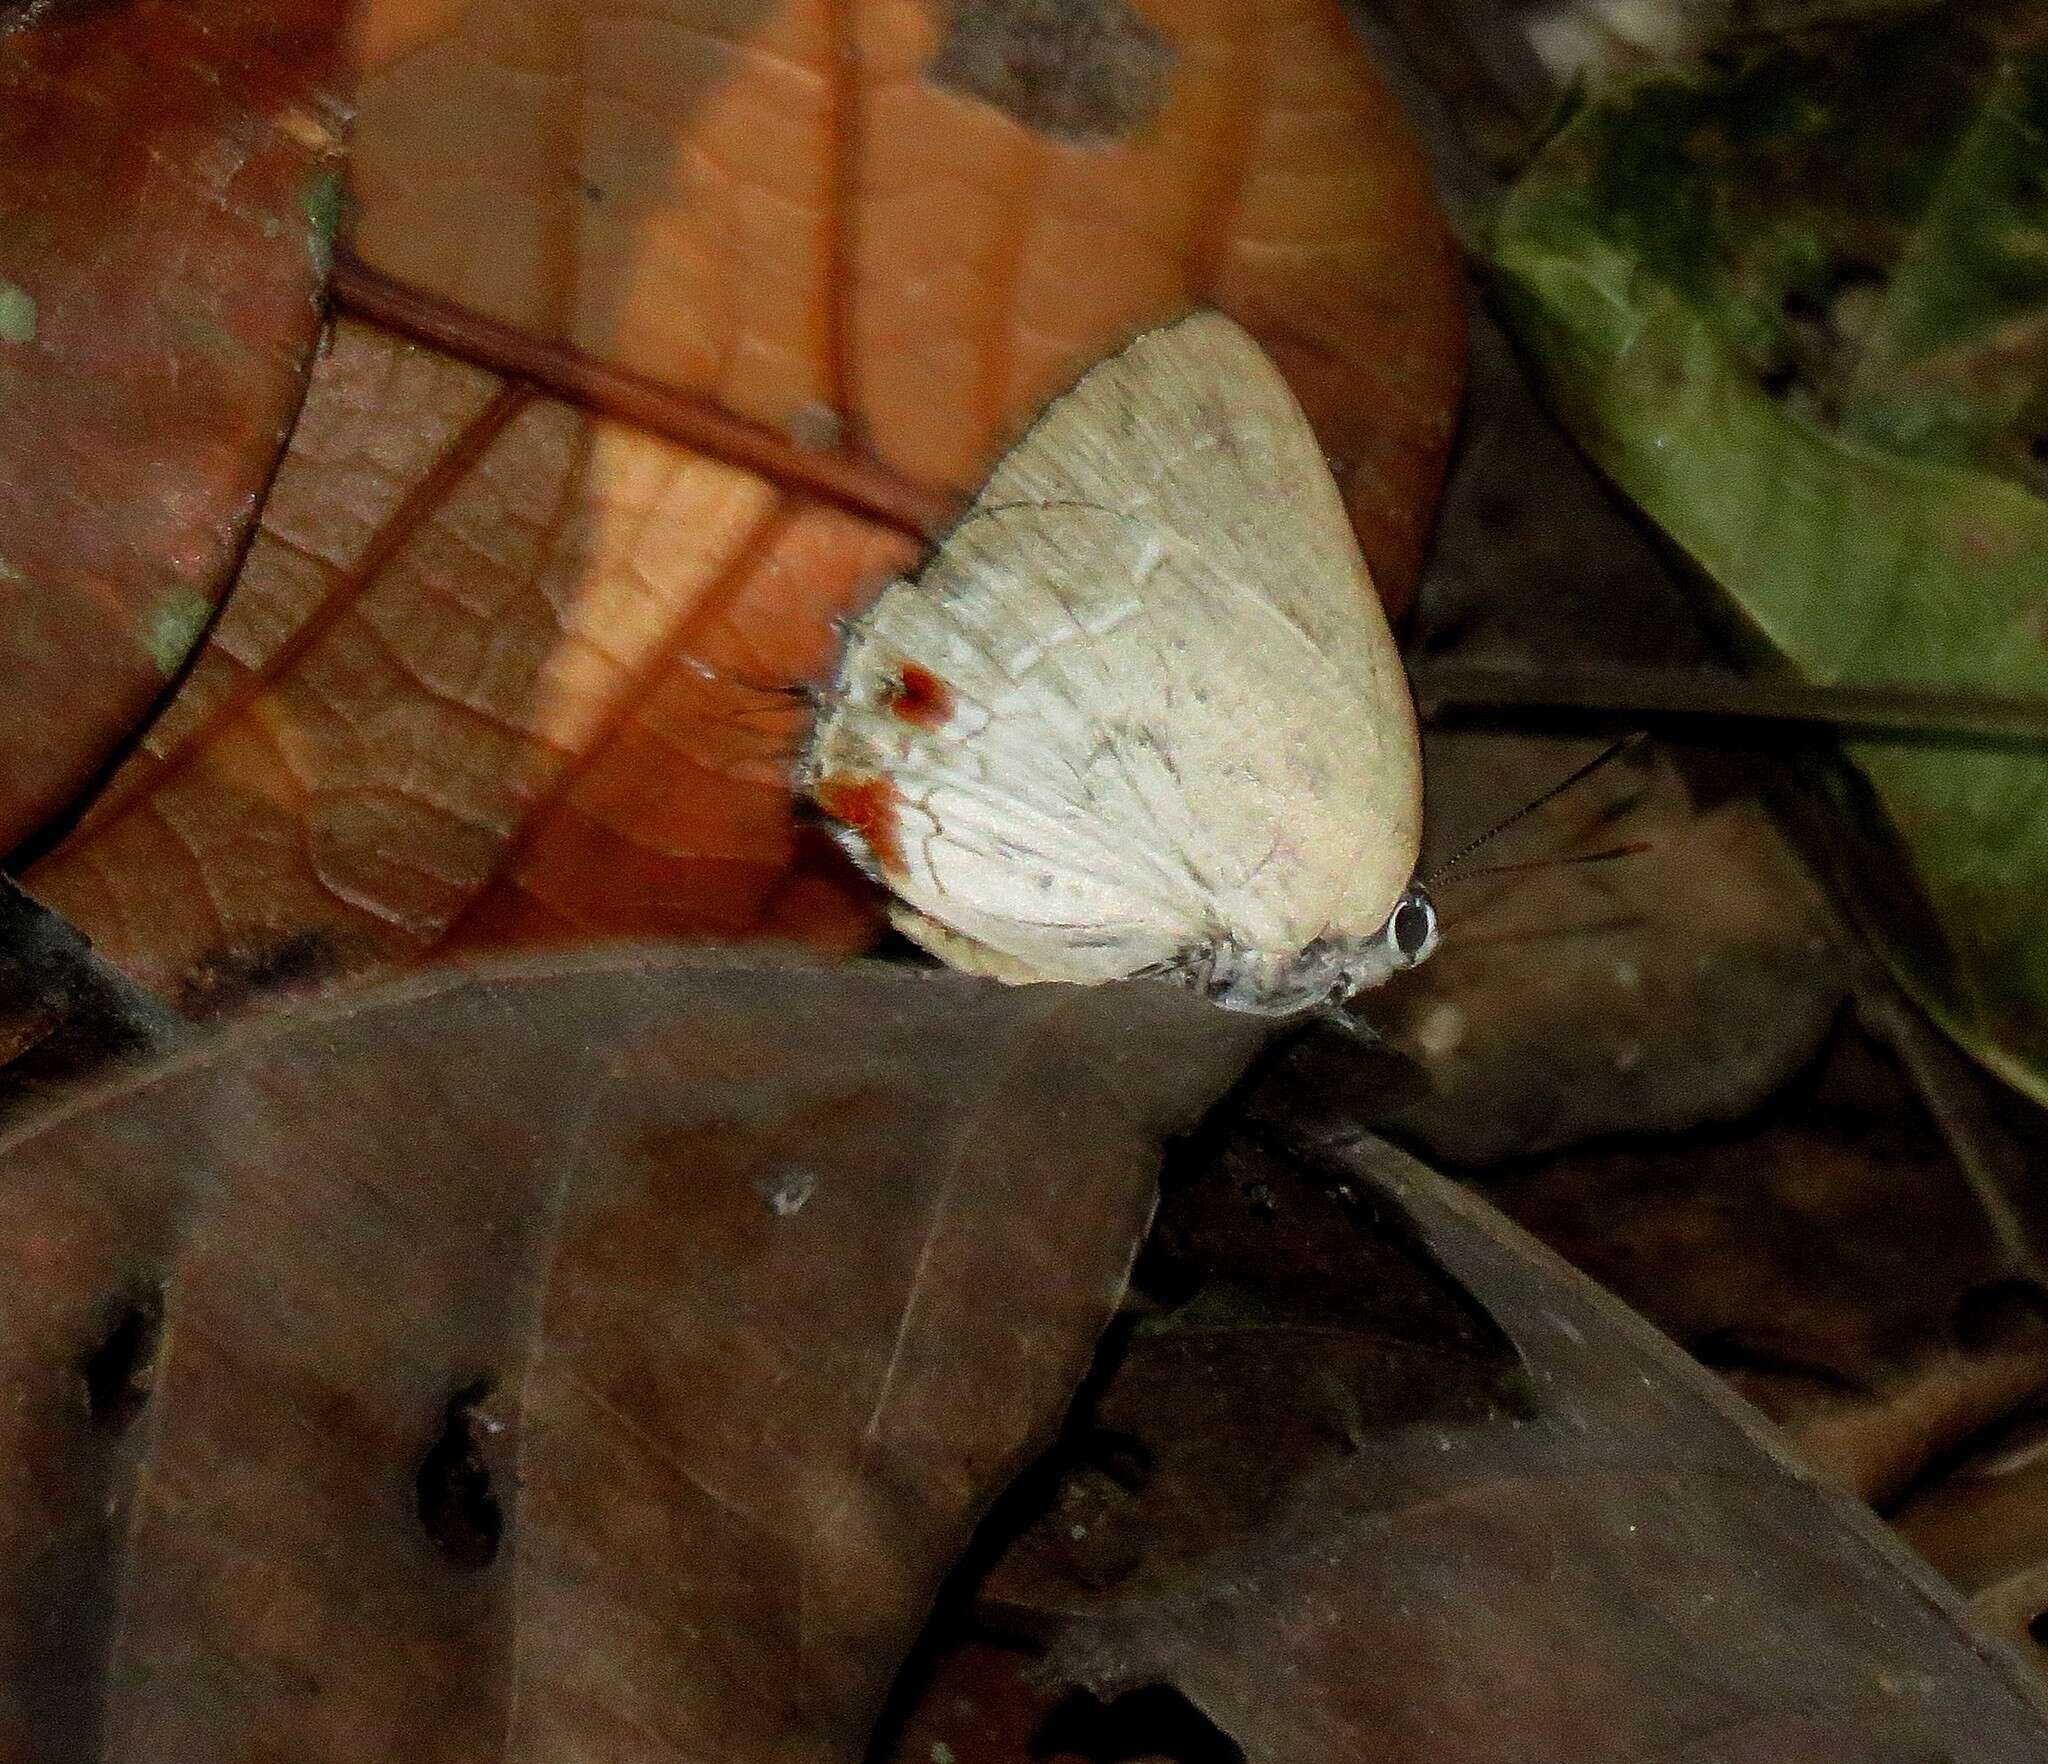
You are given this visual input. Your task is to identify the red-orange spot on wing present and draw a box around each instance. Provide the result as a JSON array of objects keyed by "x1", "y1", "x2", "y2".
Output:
[
  {"x1": 814, "y1": 774, "x2": 904, "y2": 875},
  {"x1": 886, "y1": 662, "x2": 954, "y2": 729}
]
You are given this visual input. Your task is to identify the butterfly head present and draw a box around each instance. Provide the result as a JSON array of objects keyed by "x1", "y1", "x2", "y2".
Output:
[
  {"x1": 1171, "y1": 882, "x2": 1439, "y2": 1016},
  {"x1": 1384, "y1": 886, "x2": 1441, "y2": 969}
]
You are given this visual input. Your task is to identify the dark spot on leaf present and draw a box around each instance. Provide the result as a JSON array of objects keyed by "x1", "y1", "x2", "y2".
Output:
[
  {"x1": 1831, "y1": 259, "x2": 1887, "y2": 294},
  {"x1": 1032, "y1": 1683, "x2": 1246, "y2": 1762},
  {"x1": 928, "y1": 0, "x2": 1173, "y2": 146},
  {"x1": 175, "y1": 927, "x2": 357, "y2": 1020},
  {"x1": 2030, "y1": 1608, "x2": 2048, "y2": 1648},
  {"x1": 81, "y1": 1282, "x2": 164, "y2": 1431},
  {"x1": 416, "y1": 1378, "x2": 503, "y2": 1570},
  {"x1": 1948, "y1": 1277, "x2": 2048, "y2": 1356}
]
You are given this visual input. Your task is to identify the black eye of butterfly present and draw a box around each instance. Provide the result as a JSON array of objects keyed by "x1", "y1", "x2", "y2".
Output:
[{"x1": 1392, "y1": 894, "x2": 1434, "y2": 960}]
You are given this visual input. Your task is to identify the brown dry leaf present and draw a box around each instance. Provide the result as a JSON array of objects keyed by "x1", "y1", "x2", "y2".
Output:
[
  {"x1": 887, "y1": 1638, "x2": 1072, "y2": 1764},
  {"x1": 1037, "y1": 1132, "x2": 2048, "y2": 1762},
  {"x1": 1490, "y1": 1019, "x2": 2048, "y2": 1512},
  {"x1": 881, "y1": 1021, "x2": 1493, "y2": 1763},
  {"x1": 0, "y1": 951, "x2": 1266, "y2": 1761},
  {"x1": 1895, "y1": 1405, "x2": 2048, "y2": 1671},
  {"x1": 888, "y1": 1634, "x2": 1262, "y2": 1764},
  {"x1": 26, "y1": 0, "x2": 1465, "y2": 1007},
  {"x1": 345, "y1": 0, "x2": 1459, "y2": 598},
  {"x1": 0, "y1": 0, "x2": 347, "y2": 854}
]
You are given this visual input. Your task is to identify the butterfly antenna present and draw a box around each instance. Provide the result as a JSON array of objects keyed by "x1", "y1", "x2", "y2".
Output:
[
  {"x1": 1425, "y1": 732, "x2": 1647, "y2": 888},
  {"x1": 1439, "y1": 841, "x2": 1651, "y2": 884}
]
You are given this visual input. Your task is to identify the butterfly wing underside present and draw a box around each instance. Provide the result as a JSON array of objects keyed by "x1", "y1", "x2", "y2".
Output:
[{"x1": 803, "y1": 310, "x2": 1421, "y2": 992}]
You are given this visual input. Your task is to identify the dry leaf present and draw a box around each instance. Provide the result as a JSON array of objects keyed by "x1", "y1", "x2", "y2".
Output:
[
  {"x1": 1042, "y1": 1133, "x2": 2048, "y2": 1761},
  {"x1": 0, "y1": 951, "x2": 1265, "y2": 1761},
  {"x1": 33, "y1": 319, "x2": 916, "y2": 1007},
  {"x1": 1380, "y1": 736, "x2": 1846, "y2": 1161},
  {"x1": 0, "y1": 0, "x2": 347, "y2": 853},
  {"x1": 980, "y1": 1107, "x2": 1516, "y2": 1619},
  {"x1": 1492, "y1": 1020, "x2": 2048, "y2": 1510},
  {"x1": 1896, "y1": 1405, "x2": 2048, "y2": 1670}
]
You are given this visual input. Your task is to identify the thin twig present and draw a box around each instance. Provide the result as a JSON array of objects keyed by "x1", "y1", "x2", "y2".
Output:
[
  {"x1": 331, "y1": 253, "x2": 955, "y2": 539},
  {"x1": 1852, "y1": 958, "x2": 2046, "y2": 1283},
  {"x1": 1413, "y1": 660, "x2": 2048, "y2": 748}
]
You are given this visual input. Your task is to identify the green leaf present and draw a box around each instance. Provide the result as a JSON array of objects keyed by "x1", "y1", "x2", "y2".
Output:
[
  {"x1": 1492, "y1": 4, "x2": 2048, "y2": 1100},
  {"x1": 1838, "y1": 53, "x2": 2048, "y2": 483}
]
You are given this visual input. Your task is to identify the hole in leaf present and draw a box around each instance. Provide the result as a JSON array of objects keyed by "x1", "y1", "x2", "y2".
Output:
[
  {"x1": 81, "y1": 1285, "x2": 165, "y2": 1431},
  {"x1": 416, "y1": 1378, "x2": 503, "y2": 1569},
  {"x1": 1949, "y1": 1278, "x2": 2048, "y2": 1356},
  {"x1": 1032, "y1": 1684, "x2": 1246, "y2": 1762}
]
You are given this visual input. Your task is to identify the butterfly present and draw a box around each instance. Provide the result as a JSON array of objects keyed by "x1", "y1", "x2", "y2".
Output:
[{"x1": 800, "y1": 309, "x2": 1436, "y2": 1016}]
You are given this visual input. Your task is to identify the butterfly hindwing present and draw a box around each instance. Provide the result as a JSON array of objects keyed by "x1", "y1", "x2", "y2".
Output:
[{"x1": 802, "y1": 311, "x2": 1422, "y2": 1000}]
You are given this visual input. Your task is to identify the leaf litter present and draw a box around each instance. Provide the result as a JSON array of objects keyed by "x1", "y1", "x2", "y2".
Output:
[
  {"x1": 2, "y1": 0, "x2": 2048, "y2": 1755},
  {"x1": 880, "y1": 1039, "x2": 2048, "y2": 1762}
]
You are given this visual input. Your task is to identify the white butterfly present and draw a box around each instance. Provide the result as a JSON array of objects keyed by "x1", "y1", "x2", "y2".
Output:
[{"x1": 800, "y1": 309, "x2": 1436, "y2": 1016}]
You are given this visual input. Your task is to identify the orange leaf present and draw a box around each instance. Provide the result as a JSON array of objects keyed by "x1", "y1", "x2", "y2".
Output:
[{"x1": 30, "y1": 0, "x2": 1464, "y2": 1009}]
